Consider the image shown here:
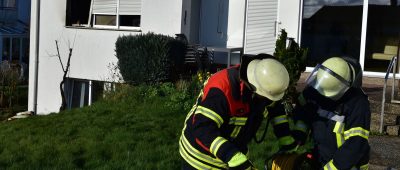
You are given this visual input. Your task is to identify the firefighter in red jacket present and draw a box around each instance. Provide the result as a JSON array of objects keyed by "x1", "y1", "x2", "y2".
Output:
[
  {"x1": 292, "y1": 57, "x2": 370, "y2": 170},
  {"x1": 179, "y1": 54, "x2": 297, "y2": 169}
]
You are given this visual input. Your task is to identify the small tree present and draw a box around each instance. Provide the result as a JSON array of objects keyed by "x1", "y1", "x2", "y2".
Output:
[
  {"x1": 54, "y1": 40, "x2": 74, "y2": 112},
  {"x1": 273, "y1": 29, "x2": 308, "y2": 112}
]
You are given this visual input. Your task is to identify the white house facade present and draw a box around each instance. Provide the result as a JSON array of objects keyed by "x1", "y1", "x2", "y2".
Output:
[
  {"x1": 30, "y1": 0, "x2": 399, "y2": 114},
  {"x1": 29, "y1": 0, "x2": 185, "y2": 114}
]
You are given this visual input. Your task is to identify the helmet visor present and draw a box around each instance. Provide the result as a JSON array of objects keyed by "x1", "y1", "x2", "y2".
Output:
[{"x1": 306, "y1": 64, "x2": 350, "y2": 100}]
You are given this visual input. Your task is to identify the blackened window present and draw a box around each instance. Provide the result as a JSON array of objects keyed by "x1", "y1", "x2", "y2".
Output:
[{"x1": 66, "y1": 0, "x2": 91, "y2": 26}]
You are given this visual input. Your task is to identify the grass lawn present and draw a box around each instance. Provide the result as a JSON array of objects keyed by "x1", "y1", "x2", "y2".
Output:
[{"x1": 0, "y1": 84, "x2": 299, "y2": 169}]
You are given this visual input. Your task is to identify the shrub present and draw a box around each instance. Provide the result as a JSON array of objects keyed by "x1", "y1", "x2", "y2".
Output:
[
  {"x1": 273, "y1": 29, "x2": 308, "y2": 112},
  {"x1": 115, "y1": 33, "x2": 186, "y2": 85}
]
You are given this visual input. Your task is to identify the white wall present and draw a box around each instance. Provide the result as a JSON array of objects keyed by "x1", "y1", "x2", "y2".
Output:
[
  {"x1": 29, "y1": 0, "x2": 183, "y2": 114},
  {"x1": 141, "y1": 0, "x2": 183, "y2": 36},
  {"x1": 278, "y1": 0, "x2": 302, "y2": 42},
  {"x1": 226, "y1": 0, "x2": 246, "y2": 47}
]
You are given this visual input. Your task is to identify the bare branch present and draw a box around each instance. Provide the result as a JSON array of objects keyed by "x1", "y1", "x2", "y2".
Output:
[
  {"x1": 72, "y1": 30, "x2": 78, "y2": 48},
  {"x1": 55, "y1": 40, "x2": 65, "y2": 72}
]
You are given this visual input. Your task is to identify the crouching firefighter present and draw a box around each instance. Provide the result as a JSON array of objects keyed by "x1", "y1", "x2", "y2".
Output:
[
  {"x1": 179, "y1": 54, "x2": 298, "y2": 169},
  {"x1": 292, "y1": 57, "x2": 370, "y2": 170}
]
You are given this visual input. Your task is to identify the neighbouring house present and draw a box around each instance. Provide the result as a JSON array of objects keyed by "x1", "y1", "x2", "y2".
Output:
[
  {"x1": 0, "y1": 0, "x2": 30, "y2": 70},
  {"x1": 29, "y1": 0, "x2": 400, "y2": 114}
]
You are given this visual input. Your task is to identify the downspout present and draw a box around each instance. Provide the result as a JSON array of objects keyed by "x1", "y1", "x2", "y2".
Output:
[
  {"x1": 33, "y1": 0, "x2": 41, "y2": 114},
  {"x1": 242, "y1": 0, "x2": 248, "y2": 53}
]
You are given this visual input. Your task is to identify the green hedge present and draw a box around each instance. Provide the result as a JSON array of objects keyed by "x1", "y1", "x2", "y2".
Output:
[{"x1": 115, "y1": 33, "x2": 186, "y2": 84}]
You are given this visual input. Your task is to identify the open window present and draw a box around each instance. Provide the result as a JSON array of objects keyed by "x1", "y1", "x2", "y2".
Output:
[
  {"x1": 66, "y1": 0, "x2": 141, "y2": 29},
  {"x1": 66, "y1": 0, "x2": 91, "y2": 27}
]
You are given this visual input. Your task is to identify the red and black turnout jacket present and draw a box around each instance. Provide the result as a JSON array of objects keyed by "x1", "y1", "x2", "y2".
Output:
[{"x1": 179, "y1": 66, "x2": 294, "y2": 169}]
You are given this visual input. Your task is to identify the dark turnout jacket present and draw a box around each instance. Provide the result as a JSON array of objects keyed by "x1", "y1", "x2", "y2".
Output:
[{"x1": 293, "y1": 86, "x2": 370, "y2": 170}]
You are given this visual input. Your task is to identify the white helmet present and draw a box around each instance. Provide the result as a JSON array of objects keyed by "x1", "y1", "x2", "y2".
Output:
[
  {"x1": 247, "y1": 58, "x2": 289, "y2": 101},
  {"x1": 306, "y1": 57, "x2": 355, "y2": 100}
]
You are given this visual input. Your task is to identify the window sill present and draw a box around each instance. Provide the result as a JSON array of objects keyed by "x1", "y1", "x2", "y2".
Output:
[{"x1": 65, "y1": 25, "x2": 142, "y2": 32}]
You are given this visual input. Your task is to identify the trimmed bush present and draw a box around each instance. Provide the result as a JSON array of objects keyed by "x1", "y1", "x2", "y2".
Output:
[{"x1": 115, "y1": 33, "x2": 186, "y2": 84}]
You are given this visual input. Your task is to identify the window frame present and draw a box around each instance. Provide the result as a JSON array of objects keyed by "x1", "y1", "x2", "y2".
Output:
[{"x1": 66, "y1": 0, "x2": 141, "y2": 30}]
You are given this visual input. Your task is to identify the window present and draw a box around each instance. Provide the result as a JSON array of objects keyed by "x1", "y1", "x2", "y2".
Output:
[
  {"x1": 66, "y1": 0, "x2": 91, "y2": 26},
  {"x1": 64, "y1": 79, "x2": 106, "y2": 109},
  {"x1": 66, "y1": 0, "x2": 141, "y2": 29},
  {"x1": 0, "y1": 0, "x2": 16, "y2": 9},
  {"x1": 300, "y1": 0, "x2": 363, "y2": 66}
]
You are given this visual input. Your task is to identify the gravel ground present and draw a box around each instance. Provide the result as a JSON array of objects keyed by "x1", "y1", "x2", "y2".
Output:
[{"x1": 369, "y1": 136, "x2": 400, "y2": 169}]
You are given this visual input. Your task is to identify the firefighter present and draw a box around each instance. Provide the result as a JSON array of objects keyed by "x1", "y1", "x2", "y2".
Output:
[
  {"x1": 179, "y1": 53, "x2": 298, "y2": 169},
  {"x1": 292, "y1": 57, "x2": 370, "y2": 170}
]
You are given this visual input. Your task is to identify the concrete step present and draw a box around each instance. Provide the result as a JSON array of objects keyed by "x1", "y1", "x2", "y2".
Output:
[
  {"x1": 370, "y1": 113, "x2": 399, "y2": 133},
  {"x1": 385, "y1": 125, "x2": 400, "y2": 136},
  {"x1": 369, "y1": 99, "x2": 400, "y2": 135}
]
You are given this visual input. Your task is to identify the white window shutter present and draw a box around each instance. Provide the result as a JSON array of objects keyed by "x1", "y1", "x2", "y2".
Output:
[
  {"x1": 244, "y1": 0, "x2": 278, "y2": 55},
  {"x1": 119, "y1": 0, "x2": 141, "y2": 15},
  {"x1": 92, "y1": 0, "x2": 118, "y2": 15}
]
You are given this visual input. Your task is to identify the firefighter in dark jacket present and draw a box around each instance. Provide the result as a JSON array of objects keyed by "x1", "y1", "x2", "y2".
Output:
[
  {"x1": 292, "y1": 57, "x2": 370, "y2": 170},
  {"x1": 179, "y1": 54, "x2": 298, "y2": 169}
]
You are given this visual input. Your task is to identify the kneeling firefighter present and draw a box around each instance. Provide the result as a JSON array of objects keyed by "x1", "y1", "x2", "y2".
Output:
[
  {"x1": 292, "y1": 57, "x2": 370, "y2": 170},
  {"x1": 179, "y1": 54, "x2": 298, "y2": 169}
]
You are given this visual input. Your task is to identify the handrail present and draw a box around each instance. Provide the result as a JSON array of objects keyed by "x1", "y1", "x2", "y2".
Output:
[
  {"x1": 391, "y1": 55, "x2": 400, "y2": 103},
  {"x1": 380, "y1": 55, "x2": 398, "y2": 133}
]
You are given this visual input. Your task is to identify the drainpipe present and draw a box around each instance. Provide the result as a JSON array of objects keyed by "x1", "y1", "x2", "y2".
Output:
[
  {"x1": 242, "y1": 0, "x2": 248, "y2": 53},
  {"x1": 33, "y1": 0, "x2": 41, "y2": 115}
]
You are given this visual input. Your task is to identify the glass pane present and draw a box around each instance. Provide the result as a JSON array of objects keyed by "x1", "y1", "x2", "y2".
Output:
[
  {"x1": 119, "y1": 15, "x2": 140, "y2": 27},
  {"x1": 2, "y1": 37, "x2": 10, "y2": 61},
  {"x1": 22, "y1": 38, "x2": 29, "y2": 64},
  {"x1": 11, "y1": 38, "x2": 20, "y2": 63},
  {"x1": 301, "y1": 0, "x2": 363, "y2": 66},
  {"x1": 5, "y1": 0, "x2": 16, "y2": 8},
  {"x1": 364, "y1": 1, "x2": 400, "y2": 72},
  {"x1": 94, "y1": 15, "x2": 116, "y2": 26}
]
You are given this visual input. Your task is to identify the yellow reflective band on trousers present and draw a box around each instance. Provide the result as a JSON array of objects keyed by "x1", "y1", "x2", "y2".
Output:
[
  {"x1": 360, "y1": 163, "x2": 369, "y2": 170},
  {"x1": 179, "y1": 135, "x2": 227, "y2": 169},
  {"x1": 324, "y1": 160, "x2": 338, "y2": 170},
  {"x1": 230, "y1": 126, "x2": 242, "y2": 138},
  {"x1": 333, "y1": 122, "x2": 345, "y2": 148},
  {"x1": 271, "y1": 115, "x2": 289, "y2": 125},
  {"x1": 196, "y1": 106, "x2": 224, "y2": 128},
  {"x1": 210, "y1": 137, "x2": 228, "y2": 156},
  {"x1": 344, "y1": 127, "x2": 369, "y2": 140},
  {"x1": 278, "y1": 136, "x2": 295, "y2": 146},
  {"x1": 229, "y1": 117, "x2": 247, "y2": 126},
  {"x1": 294, "y1": 120, "x2": 308, "y2": 133},
  {"x1": 350, "y1": 163, "x2": 369, "y2": 170}
]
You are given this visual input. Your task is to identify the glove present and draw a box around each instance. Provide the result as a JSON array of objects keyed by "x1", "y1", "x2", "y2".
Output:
[{"x1": 228, "y1": 152, "x2": 254, "y2": 170}]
